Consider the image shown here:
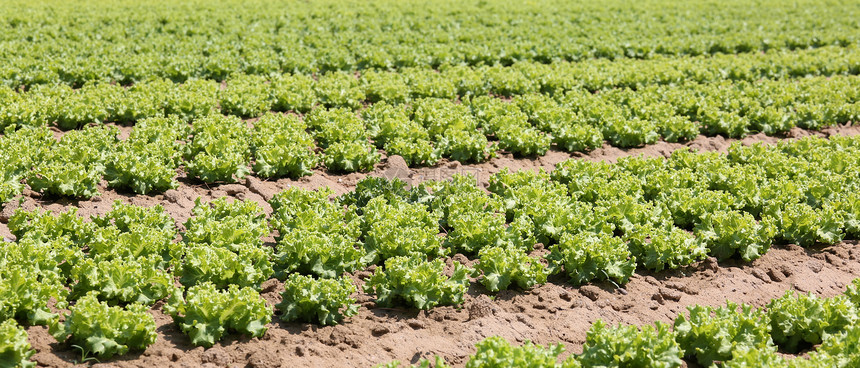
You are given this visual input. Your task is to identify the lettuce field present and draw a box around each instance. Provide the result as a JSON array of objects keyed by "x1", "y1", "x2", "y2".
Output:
[{"x1": 1, "y1": 0, "x2": 860, "y2": 367}]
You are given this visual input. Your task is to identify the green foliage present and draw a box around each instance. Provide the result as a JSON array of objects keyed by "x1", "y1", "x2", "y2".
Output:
[
  {"x1": 275, "y1": 229, "x2": 365, "y2": 279},
  {"x1": 323, "y1": 141, "x2": 380, "y2": 173},
  {"x1": 694, "y1": 210, "x2": 775, "y2": 261},
  {"x1": 251, "y1": 113, "x2": 318, "y2": 178},
  {"x1": 70, "y1": 255, "x2": 173, "y2": 306},
  {"x1": 52, "y1": 293, "x2": 157, "y2": 359},
  {"x1": 269, "y1": 186, "x2": 361, "y2": 239},
  {"x1": 0, "y1": 127, "x2": 54, "y2": 204},
  {"x1": 275, "y1": 274, "x2": 358, "y2": 325},
  {"x1": 185, "y1": 115, "x2": 251, "y2": 183},
  {"x1": 658, "y1": 116, "x2": 699, "y2": 143},
  {"x1": 578, "y1": 320, "x2": 683, "y2": 368},
  {"x1": 8, "y1": 207, "x2": 96, "y2": 246},
  {"x1": 384, "y1": 137, "x2": 439, "y2": 166},
  {"x1": 220, "y1": 74, "x2": 272, "y2": 117},
  {"x1": 443, "y1": 192, "x2": 510, "y2": 254},
  {"x1": 491, "y1": 115, "x2": 551, "y2": 156},
  {"x1": 88, "y1": 226, "x2": 179, "y2": 266},
  {"x1": 720, "y1": 348, "x2": 787, "y2": 368},
  {"x1": 767, "y1": 202, "x2": 845, "y2": 247},
  {"x1": 362, "y1": 70, "x2": 409, "y2": 105},
  {"x1": 0, "y1": 319, "x2": 36, "y2": 368},
  {"x1": 163, "y1": 79, "x2": 220, "y2": 120},
  {"x1": 27, "y1": 126, "x2": 117, "y2": 198},
  {"x1": 306, "y1": 107, "x2": 367, "y2": 147},
  {"x1": 362, "y1": 196, "x2": 446, "y2": 262},
  {"x1": 673, "y1": 301, "x2": 774, "y2": 367},
  {"x1": 183, "y1": 197, "x2": 268, "y2": 250},
  {"x1": 165, "y1": 283, "x2": 271, "y2": 348},
  {"x1": 0, "y1": 233, "x2": 83, "y2": 279},
  {"x1": 0, "y1": 264, "x2": 68, "y2": 326},
  {"x1": 546, "y1": 232, "x2": 636, "y2": 286},
  {"x1": 174, "y1": 243, "x2": 273, "y2": 289},
  {"x1": 553, "y1": 123, "x2": 604, "y2": 152},
  {"x1": 92, "y1": 201, "x2": 175, "y2": 234},
  {"x1": 437, "y1": 130, "x2": 495, "y2": 163},
  {"x1": 315, "y1": 72, "x2": 365, "y2": 110},
  {"x1": 271, "y1": 74, "x2": 317, "y2": 113},
  {"x1": 766, "y1": 290, "x2": 858, "y2": 353},
  {"x1": 624, "y1": 223, "x2": 708, "y2": 272},
  {"x1": 338, "y1": 176, "x2": 414, "y2": 209},
  {"x1": 808, "y1": 325, "x2": 860, "y2": 368},
  {"x1": 104, "y1": 116, "x2": 185, "y2": 194},
  {"x1": 364, "y1": 256, "x2": 472, "y2": 310},
  {"x1": 845, "y1": 278, "x2": 860, "y2": 307},
  {"x1": 602, "y1": 117, "x2": 659, "y2": 148},
  {"x1": 464, "y1": 336, "x2": 579, "y2": 368},
  {"x1": 475, "y1": 245, "x2": 548, "y2": 292}
]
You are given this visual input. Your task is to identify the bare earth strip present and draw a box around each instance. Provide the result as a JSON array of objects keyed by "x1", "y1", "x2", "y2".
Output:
[{"x1": 2, "y1": 124, "x2": 859, "y2": 367}]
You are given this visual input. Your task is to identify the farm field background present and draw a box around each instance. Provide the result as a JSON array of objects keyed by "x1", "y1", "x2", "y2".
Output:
[{"x1": 1, "y1": 0, "x2": 860, "y2": 367}]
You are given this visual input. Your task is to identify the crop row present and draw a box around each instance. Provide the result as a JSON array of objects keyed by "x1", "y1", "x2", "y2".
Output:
[
  {"x1": 1, "y1": 134, "x2": 859, "y2": 364},
  {"x1": 379, "y1": 281, "x2": 860, "y2": 368},
  {"x1": 1, "y1": 74, "x2": 857, "y2": 201},
  {"x1": 1, "y1": 0, "x2": 858, "y2": 87},
  {"x1": 3, "y1": 46, "x2": 860, "y2": 126}
]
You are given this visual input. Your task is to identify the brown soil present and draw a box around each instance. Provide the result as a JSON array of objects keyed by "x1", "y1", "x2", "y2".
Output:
[{"x1": 3, "y1": 124, "x2": 860, "y2": 367}]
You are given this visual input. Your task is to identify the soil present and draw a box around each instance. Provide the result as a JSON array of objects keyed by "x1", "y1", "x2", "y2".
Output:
[{"x1": 4, "y1": 124, "x2": 860, "y2": 368}]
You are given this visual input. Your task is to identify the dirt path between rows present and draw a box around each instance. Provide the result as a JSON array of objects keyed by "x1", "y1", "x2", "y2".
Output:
[{"x1": 3, "y1": 124, "x2": 860, "y2": 367}]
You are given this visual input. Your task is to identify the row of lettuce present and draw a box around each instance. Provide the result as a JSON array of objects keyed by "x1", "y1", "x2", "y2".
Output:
[
  {"x1": 379, "y1": 283, "x2": 860, "y2": 368},
  {"x1": 1, "y1": 0, "x2": 857, "y2": 88},
  {"x1": 7, "y1": 278, "x2": 860, "y2": 367},
  {"x1": 1, "y1": 74, "x2": 858, "y2": 202},
  {"x1": 2, "y1": 45, "x2": 859, "y2": 129},
  {"x1": 1, "y1": 134, "x2": 859, "y2": 364}
]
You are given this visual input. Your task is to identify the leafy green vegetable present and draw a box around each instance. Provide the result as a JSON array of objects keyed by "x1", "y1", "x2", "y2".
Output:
[
  {"x1": 251, "y1": 113, "x2": 318, "y2": 178},
  {"x1": 339, "y1": 176, "x2": 414, "y2": 209},
  {"x1": 184, "y1": 115, "x2": 251, "y2": 183},
  {"x1": 0, "y1": 265, "x2": 68, "y2": 326},
  {"x1": 271, "y1": 74, "x2": 317, "y2": 113},
  {"x1": 104, "y1": 116, "x2": 185, "y2": 194},
  {"x1": 767, "y1": 202, "x2": 845, "y2": 247},
  {"x1": 323, "y1": 140, "x2": 380, "y2": 173},
  {"x1": 183, "y1": 197, "x2": 268, "y2": 251},
  {"x1": 442, "y1": 192, "x2": 510, "y2": 254},
  {"x1": 364, "y1": 256, "x2": 472, "y2": 310},
  {"x1": 0, "y1": 319, "x2": 36, "y2": 368},
  {"x1": 174, "y1": 243, "x2": 273, "y2": 289},
  {"x1": 546, "y1": 232, "x2": 636, "y2": 286},
  {"x1": 362, "y1": 196, "x2": 446, "y2": 262},
  {"x1": 767, "y1": 290, "x2": 858, "y2": 352},
  {"x1": 52, "y1": 293, "x2": 157, "y2": 358},
  {"x1": 70, "y1": 255, "x2": 173, "y2": 306},
  {"x1": 624, "y1": 223, "x2": 708, "y2": 271},
  {"x1": 578, "y1": 320, "x2": 683, "y2": 368},
  {"x1": 694, "y1": 210, "x2": 775, "y2": 261},
  {"x1": 165, "y1": 283, "x2": 271, "y2": 348},
  {"x1": 807, "y1": 325, "x2": 860, "y2": 368},
  {"x1": 674, "y1": 301, "x2": 774, "y2": 367},
  {"x1": 270, "y1": 186, "x2": 361, "y2": 239},
  {"x1": 27, "y1": 126, "x2": 117, "y2": 198},
  {"x1": 8, "y1": 207, "x2": 96, "y2": 246},
  {"x1": 276, "y1": 274, "x2": 358, "y2": 325},
  {"x1": 720, "y1": 348, "x2": 787, "y2": 368},
  {"x1": 275, "y1": 229, "x2": 365, "y2": 279},
  {"x1": 464, "y1": 336, "x2": 579, "y2": 368},
  {"x1": 475, "y1": 245, "x2": 548, "y2": 292},
  {"x1": 219, "y1": 74, "x2": 272, "y2": 117}
]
